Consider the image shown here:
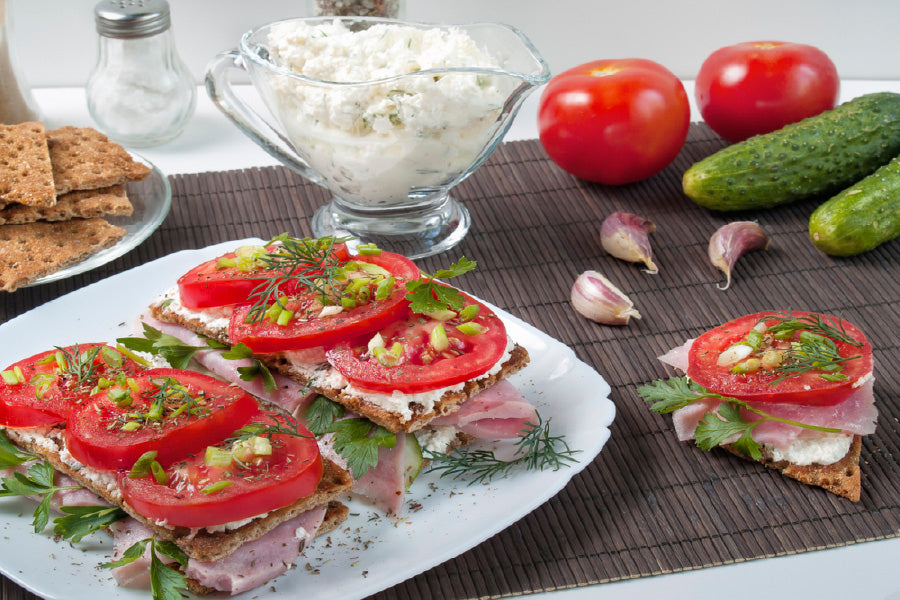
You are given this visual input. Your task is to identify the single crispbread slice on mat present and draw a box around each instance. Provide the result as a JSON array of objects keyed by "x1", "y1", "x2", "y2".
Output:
[
  {"x1": 0, "y1": 121, "x2": 56, "y2": 208},
  {"x1": 0, "y1": 185, "x2": 132, "y2": 225},
  {"x1": 723, "y1": 435, "x2": 862, "y2": 501},
  {"x1": 47, "y1": 126, "x2": 151, "y2": 194},
  {"x1": 0, "y1": 218, "x2": 126, "y2": 292}
]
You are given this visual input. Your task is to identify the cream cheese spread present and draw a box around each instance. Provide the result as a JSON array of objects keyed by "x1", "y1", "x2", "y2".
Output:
[
  {"x1": 266, "y1": 19, "x2": 511, "y2": 206},
  {"x1": 764, "y1": 432, "x2": 853, "y2": 466}
]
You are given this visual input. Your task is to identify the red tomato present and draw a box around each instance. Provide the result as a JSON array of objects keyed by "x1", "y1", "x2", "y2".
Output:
[
  {"x1": 326, "y1": 290, "x2": 509, "y2": 394},
  {"x1": 695, "y1": 41, "x2": 839, "y2": 142},
  {"x1": 65, "y1": 368, "x2": 258, "y2": 470},
  {"x1": 687, "y1": 311, "x2": 872, "y2": 406},
  {"x1": 0, "y1": 344, "x2": 143, "y2": 428},
  {"x1": 229, "y1": 249, "x2": 420, "y2": 353},
  {"x1": 177, "y1": 240, "x2": 351, "y2": 310},
  {"x1": 537, "y1": 58, "x2": 690, "y2": 185},
  {"x1": 120, "y1": 411, "x2": 322, "y2": 527}
]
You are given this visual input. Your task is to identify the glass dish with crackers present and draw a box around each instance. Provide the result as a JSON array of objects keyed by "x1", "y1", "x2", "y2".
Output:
[{"x1": 0, "y1": 123, "x2": 171, "y2": 291}]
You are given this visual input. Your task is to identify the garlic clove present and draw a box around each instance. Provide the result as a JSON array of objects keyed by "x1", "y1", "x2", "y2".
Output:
[
  {"x1": 571, "y1": 270, "x2": 642, "y2": 325},
  {"x1": 600, "y1": 211, "x2": 659, "y2": 274},
  {"x1": 708, "y1": 221, "x2": 770, "y2": 291}
]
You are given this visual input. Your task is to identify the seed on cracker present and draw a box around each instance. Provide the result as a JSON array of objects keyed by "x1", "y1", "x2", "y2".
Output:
[
  {"x1": 47, "y1": 126, "x2": 151, "y2": 195},
  {"x1": 0, "y1": 218, "x2": 127, "y2": 292},
  {"x1": 0, "y1": 121, "x2": 56, "y2": 208}
]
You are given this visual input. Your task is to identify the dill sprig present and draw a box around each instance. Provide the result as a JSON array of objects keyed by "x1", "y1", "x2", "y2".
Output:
[
  {"x1": 230, "y1": 410, "x2": 315, "y2": 443},
  {"x1": 56, "y1": 345, "x2": 101, "y2": 384},
  {"x1": 424, "y1": 414, "x2": 580, "y2": 486},
  {"x1": 764, "y1": 311, "x2": 863, "y2": 348},
  {"x1": 773, "y1": 334, "x2": 861, "y2": 384},
  {"x1": 245, "y1": 234, "x2": 353, "y2": 323}
]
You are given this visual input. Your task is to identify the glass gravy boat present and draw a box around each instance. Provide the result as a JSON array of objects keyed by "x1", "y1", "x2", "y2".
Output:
[{"x1": 206, "y1": 17, "x2": 549, "y2": 258}]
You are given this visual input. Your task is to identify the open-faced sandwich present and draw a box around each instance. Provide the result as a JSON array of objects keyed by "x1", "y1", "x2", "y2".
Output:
[
  {"x1": 136, "y1": 235, "x2": 538, "y2": 514},
  {"x1": 1, "y1": 235, "x2": 572, "y2": 599},
  {"x1": 638, "y1": 310, "x2": 877, "y2": 501}
]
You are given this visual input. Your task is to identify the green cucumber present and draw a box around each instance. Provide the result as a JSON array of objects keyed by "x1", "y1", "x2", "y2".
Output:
[
  {"x1": 683, "y1": 92, "x2": 900, "y2": 211},
  {"x1": 809, "y1": 154, "x2": 900, "y2": 256},
  {"x1": 403, "y1": 433, "x2": 423, "y2": 490}
]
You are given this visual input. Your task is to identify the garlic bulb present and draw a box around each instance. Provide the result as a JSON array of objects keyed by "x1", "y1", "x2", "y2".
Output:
[
  {"x1": 709, "y1": 221, "x2": 769, "y2": 290},
  {"x1": 600, "y1": 211, "x2": 658, "y2": 274},
  {"x1": 571, "y1": 270, "x2": 641, "y2": 325}
]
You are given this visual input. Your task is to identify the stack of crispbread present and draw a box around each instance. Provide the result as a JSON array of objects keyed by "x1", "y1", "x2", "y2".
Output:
[{"x1": 0, "y1": 122, "x2": 151, "y2": 292}]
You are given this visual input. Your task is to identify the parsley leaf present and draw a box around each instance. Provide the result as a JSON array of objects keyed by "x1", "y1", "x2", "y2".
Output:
[
  {"x1": 305, "y1": 395, "x2": 346, "y2": 436},
  {"x1": 425, "y1": 414, "x2": 580, "y2": 485},
  {"x1": 53, "y1": 505, "x2": 127, "y2": 542},
  {"x1": 0, "y1": 461, "x2": 80, "y2": 533},
  {"x1": 405, "y1": 257, "x2": 476, "y2": 314},
  {"x1": 636, "y1": 377, "x2": 717, "y2": 413},
  {"x1": 694, "y1": 402, "x2": 763, "y2": 459},
  {"x1": 0, "y1": 430, "x2": 34, "y2": 469},
  {"x1": 102, "y1": 537, "x2": 188, "y2": 600},
  {"x1": 329, "y1": 418, "x2": 396, "y2": 479}
]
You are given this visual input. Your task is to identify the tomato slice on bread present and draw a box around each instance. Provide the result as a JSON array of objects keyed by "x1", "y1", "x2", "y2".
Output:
[
  {"x1": 0, "y1": 344, "x2": 143, "y2": 428},
  {"x1": 326, "y1": 290, "x2": 509, "y2": 394},
  {"x1": 687, "y1": 311, "x2": 872, "y2": 406},
  {"x1": 119, "y1": 410, "x2": 322, "y2": 528},
  {"x1": 65, "y1": 368, "x2": 258, "y2": 470},
  {"x1": 177, "y1": 239, "x2": 352, "y2": 310},
  {"x1": 229, "y1": 248, "x2": 420, "y2": 353}
]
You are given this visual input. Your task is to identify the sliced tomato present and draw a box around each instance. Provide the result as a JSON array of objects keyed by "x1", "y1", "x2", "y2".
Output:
[
  {"x1": 325, "y1": 290, "x2": 509, "y2": 394},
  {"x1": 687, "y1": 311, "x2": 872, "y2": 406},
  {"x1": 229, "y1": 249, "x2": 420, "y2": 353},
  {"x1": 119, "y1": 410, "x2": 322, "y2": 527},
  {"x1": 177, "y1": 240, "x2": 351, "y2": 310},
  {"x1": 65, "y1": 368, "x2": 258, "y2": 470},
  {"x1": 0, "y1": 343, "x2": 143, "y2": 428}
]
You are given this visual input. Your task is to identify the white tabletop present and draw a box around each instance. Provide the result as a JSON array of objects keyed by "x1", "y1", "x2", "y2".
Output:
[{"x1": 29, "y1": 82, "x2": 900, "y2": 600}]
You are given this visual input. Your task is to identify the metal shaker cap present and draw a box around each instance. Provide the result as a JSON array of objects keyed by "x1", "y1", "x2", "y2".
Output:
[{"x1": 94, "y1": 0, "x2": 171, "y2": 38}]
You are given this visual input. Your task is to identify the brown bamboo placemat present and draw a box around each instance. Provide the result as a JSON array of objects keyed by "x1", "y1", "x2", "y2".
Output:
[{"x1": 1, "y1": 124, "x2": 898, "y2": 600}]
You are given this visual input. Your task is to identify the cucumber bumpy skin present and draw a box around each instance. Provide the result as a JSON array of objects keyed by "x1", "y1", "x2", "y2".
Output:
[
  {"x1": 809, "y1": 154, "x2": 900, "y2": 256},
  {"x1": 683, "y1": 92, "x2": 900, "y2": 211}
]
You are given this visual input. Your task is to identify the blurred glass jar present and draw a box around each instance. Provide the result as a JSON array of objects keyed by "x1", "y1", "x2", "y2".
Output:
[
  {"x1": 0, "y1": 0, "x2": 41, "y2": 123},
  {"x1": 86, "y1": 0, "x2": 195, "y2": 147},
  {"x1": 308, "y1": 0, "x2": 405, "y2": 18}
]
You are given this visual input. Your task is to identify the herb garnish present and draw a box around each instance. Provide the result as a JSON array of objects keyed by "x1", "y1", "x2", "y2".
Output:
[
  {"x1": 245, "y1": 234, "x2": 352, "y2": 323},
  {"x1": 424, "y1": 414, "x2": 580, "y2": 485},
  {"x1": 56, "y1": 344, "x2": 102, "y2": 384},
  {"x1": 54, "y1": 505, "x2": 127, "y2": 542},
  {"x1": 305, "y1": 395, "x2": 396, "y2": 479},
  {"x1": 637, "y1": 376, "x2": 844, "y2": 460},
  {"x1": 0, "y1": 460, "x2": 80, "y2": 533},
  {"x1": 405, "y1": 257, "x2": 476, "y2": 314},
  {"x1": 117, "y1": 323, "x2": 277, "y2": 392},
  {"x1": 102, "y1": 536, "x2": 189, "y2": 600}
]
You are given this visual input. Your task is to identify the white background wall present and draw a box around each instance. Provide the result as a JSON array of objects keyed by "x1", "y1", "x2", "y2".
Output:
[{"x1": 9, "y1": 0, "x2": 900, "y2": 89}]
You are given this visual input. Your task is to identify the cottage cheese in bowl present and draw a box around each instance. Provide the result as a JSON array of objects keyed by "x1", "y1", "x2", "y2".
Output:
[{"x1": 261, "y1": 19, "x2": 513, "y2": 207}]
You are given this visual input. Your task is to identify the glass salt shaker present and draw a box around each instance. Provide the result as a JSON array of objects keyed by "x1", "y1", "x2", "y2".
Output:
[
  {"x1": 86, "y1": 0, "x2": 195, "y2": 147},
  {"x1": 307, "y1": 0, "x2": 406, "y2": 18}
]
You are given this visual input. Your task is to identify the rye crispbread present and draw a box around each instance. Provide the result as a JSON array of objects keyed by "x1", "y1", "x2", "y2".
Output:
[
  {"x1": 47, "y1": 126, "x2": 151, "y2": 195},
  {"x1": 0, "y1": 218, "x2": 126, "y2": 292},
  {"x1": 0, "y1": 121, "x2": 56, "y2": 208},
  {"x1": 3, "y1": 426, "x2": 353, "y2": 562},
  {"x1": 149, "y1": 297, "x2": 532, "y2": 434},
  {"x1": 722, "y1": 434, "x2": 863, "y2": 501},
  {"x1": 0, "y1": 185, "x2": 132, "y2": 225}
]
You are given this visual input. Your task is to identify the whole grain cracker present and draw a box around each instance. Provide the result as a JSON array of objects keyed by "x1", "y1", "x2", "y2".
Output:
[
  {"x1": 0, "y1": 121, "x2": 56, "y2": 208},
  {"x1": 0, "y1": 218, "x2": 126, "y2": 292},
  {"x1": 47, "y1": 126, "x2": 151, "y2": 194},
  {"x1": 0, "y1": 185, "x2": 132, "y2": 225}
]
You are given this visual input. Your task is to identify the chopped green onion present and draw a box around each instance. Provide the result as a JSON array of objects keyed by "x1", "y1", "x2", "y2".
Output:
[
  {"x1": 357, "y1": 243, "x2": 382, "y2": 256},
  {"x1": 375, "y1": 276, "x2": 395, "y2": 301},
  {"x1": 458, "y1": 304, "x2": 479, "y2": 322},
  {"x1": 457, "y1": 322, "x2": 485, "y2": 336},
  {"x1": 101, "y1": 346, "x2": 125, "y2": 368},
  {"x1": 150, "y1": 461, "x2": 168, "y2": 484},
  {"x1": 216, "y1": 256, "x2": 237, "y2": 269},
  {"x1": 129, "y1": 451, "x2": 159, "y2": 478},
  {"x1": 744, "y1": 329, "x2": 763, "y2": 351},
  {"x1": 54, "y1": 351, "x2": 67, "y2": 370},
  {"x1": 731, "y1": 358, "x2": 761, "y2": 374},
  {"x1": 146, "y1": 401, "x2": 164, "y2": 421},
  {"x1": 358, "y1": 262, "x2": 390, "y2": 276},
  {"x1": 276, "y1": 309, "x2": 293, "y2": 326},
  {"x1": 367, "y1": 333, "x2": 385, "y2": 354},
  {"x1": 1, "y1": 369, "x2": 21, "y2": 385},
  {"x1": 341, "y1": 296, "x2": 357, "y2": 310},
  {"x1": 760, "y1": 350, "x2": 783, "y2": 369},
  {"x1": 121, "y1": 421, "x2": 141, "y2": 432},
  {"x1": 201, "y1": 481, "x2": 233, "y2": 495},
  {"x1": 107, "y1": 387, "x2": 132, "y2": 407},
  {"x1": 205, "y1": 446, "x2": 233, "y2": 467},
  {"x1": 424, "y1": 309, "x2": 457, "y2": 322},
  {"x1": 819, "y1": 372, "x2": 849, "y2": 382},
  {"x1": 430, "y1": 324, "x2": 450, "y2": 352}
]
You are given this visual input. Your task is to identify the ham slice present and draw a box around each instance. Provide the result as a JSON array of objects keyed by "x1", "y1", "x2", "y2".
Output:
[
  {"x1": 658, "y1": 340, "x2": 878, "y2": 449},
  {"x1": 141, "y1": 315, "x2": 313, "y2": 414},
  {"x1": 111, "y1": 507, "x2": 327, "y2": 595},
  {"x1": 429, "y1": 379, "x2": 537, "y2": 439}
]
